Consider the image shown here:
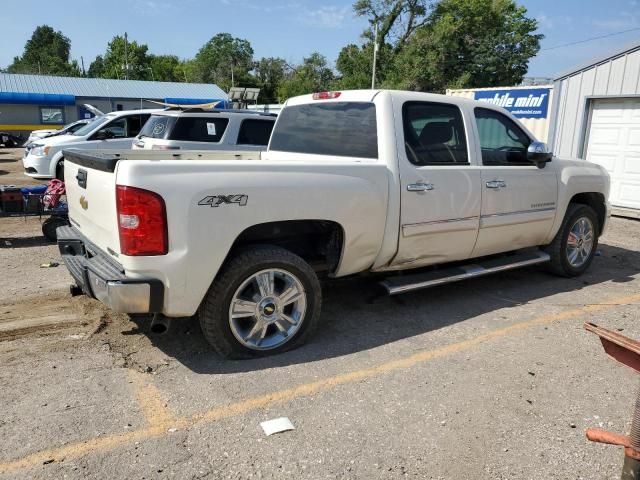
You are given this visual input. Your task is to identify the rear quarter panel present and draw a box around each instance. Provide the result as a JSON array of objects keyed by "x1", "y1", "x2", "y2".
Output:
[{"x1": 116, "y1": 159, "x2": 390, "y2": 317}]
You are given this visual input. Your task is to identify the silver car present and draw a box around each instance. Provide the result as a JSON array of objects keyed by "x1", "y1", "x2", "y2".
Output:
[{"x1": 132, "y1": 109, "x2": 277, "y2": 151}]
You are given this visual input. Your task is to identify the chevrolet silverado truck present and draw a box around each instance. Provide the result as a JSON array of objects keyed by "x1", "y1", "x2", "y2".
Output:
[{"x1": 57, "y1": 89, "x2": 611, "y2": 358}]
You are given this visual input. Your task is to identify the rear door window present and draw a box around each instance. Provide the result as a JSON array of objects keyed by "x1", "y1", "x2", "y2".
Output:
[
  {"x1": 237, "y1": 119, "x2": 275, "y2": 146},
  {"x1": 269, "y1": 102, "x2": 378, "y2": 158},
  {"x1": 402, "y1": 102, "x2": 469, "y2": 165},
  {"x1": 139, "y1": 115, "x2": 177, "y2": 139},
  {"x1": 169, "y1": 117, "x2": 229, "y2": 143}
]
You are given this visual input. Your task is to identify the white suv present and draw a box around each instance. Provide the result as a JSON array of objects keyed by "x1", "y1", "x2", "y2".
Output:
[
  {"x1": 23, "y1": 109, "x2": 160, "y2": 180},
  {"x1": 132, "y1": 109, "x2": 276, "y2": 151}
]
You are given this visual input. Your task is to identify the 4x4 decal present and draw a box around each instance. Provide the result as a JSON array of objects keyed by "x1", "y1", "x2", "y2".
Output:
[{"x1": 198, "y1": 194, "x2": 248, "y2": 207}]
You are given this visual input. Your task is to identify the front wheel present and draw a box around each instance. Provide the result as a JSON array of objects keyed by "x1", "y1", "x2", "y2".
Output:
[
  {"x1": 544, "y1": 204, "x2": 599, "y2": 277},
  {"x1": 198, "y1": 246, "x2": 322, "y2": 359}
]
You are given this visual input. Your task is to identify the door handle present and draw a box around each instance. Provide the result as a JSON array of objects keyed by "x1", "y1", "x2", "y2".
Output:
[
  {"x1": 486, "y1": 180, "x2": 507, "y2": 189},
  {"x1": 407, "y1": 183, "x2": 434, "y2": 192}
]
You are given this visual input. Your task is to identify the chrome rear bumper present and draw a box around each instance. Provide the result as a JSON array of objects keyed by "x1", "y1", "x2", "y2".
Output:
[{"x1": 57, "y1": 226, "x2": 164, "y2": 313}]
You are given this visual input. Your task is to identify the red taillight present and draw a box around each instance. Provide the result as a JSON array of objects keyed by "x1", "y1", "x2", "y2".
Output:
[
  {"x1": 312, "y1": 91, "x2": 341, "y2": 100},
  {"x1": 116, "y1": 185, "x2": 168, "y2": 256}
]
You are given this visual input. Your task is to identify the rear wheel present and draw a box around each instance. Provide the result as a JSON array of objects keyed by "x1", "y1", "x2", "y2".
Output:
[
  {"x1": 55, "y1": 159, "x2": 64, "y2": 181},
  {"x1": 198, "y1": 245, "x2": 322, "y2": 359},
  {"x1": 42, "y1": 216, "x2": 69, "y2": 242},
  {"x1": 544, "y1": 204, "x2": 599, "y2": 277}
]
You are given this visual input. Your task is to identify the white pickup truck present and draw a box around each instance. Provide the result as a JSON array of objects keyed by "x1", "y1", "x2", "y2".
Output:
[{"x1": 57, "y1": 89, "x2": 610, "y2": 358}]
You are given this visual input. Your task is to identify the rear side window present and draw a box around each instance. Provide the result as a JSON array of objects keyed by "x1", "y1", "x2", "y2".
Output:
[
  {"x1": 269, "y1": 102, "x2": 378, "y2": 158},
  {"x1": 237, "y1": 119, "x2": 275, "y2": 146},
  {"x1": 474, "y1": 108, "x2": 531, "y2": 165},
  {"x1": 403, "y1": 102, "x2": 468, "y2": 165},
  {"x1": 169, "y1": 117, "x2": 229, "y2": 143},
  {"x1": 139, "y1": 115, "x2": 177, "y2": 139}
]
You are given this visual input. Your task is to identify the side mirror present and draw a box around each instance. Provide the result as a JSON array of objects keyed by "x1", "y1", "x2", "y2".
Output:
[{"x1": 527, "y1": 141, "x2": 553, "y2": 168}]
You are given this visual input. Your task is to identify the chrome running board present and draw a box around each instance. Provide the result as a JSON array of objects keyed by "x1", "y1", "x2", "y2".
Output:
[{"x1": 380, "y1": 250, "x2": 550, "y2": 295}]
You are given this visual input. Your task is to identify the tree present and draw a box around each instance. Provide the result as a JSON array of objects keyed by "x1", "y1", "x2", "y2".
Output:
[
  {"x1": 87, "y1": 55, "x2": 106, "y2": 78},
  {"x1": 388, "y1": 0, "x2": 542, "y2": 92},
  {"x1": 193, "y1": 33, "x2": 254, "y2": 91},
  {"x1": 335, "y1": 44, "x2": 372, "y2": 89},
  {"x1": 8, "y1": 25, "x2": 81, "y2": 76},
  {"x1": 253, "y1": 57, "x2": 287, "y2": 103},
  {"x1": 354, "y1": 0, "x2": 429, "y2": 51},
  {"x1": 88, "y1": 35, "x2": 151, "y2": 80},
  {"x1": 148, "y1": 54, "x2": 181, "y2": 82},
  {"x1": 278, "y1": 53, "x2": 335, "y2": 101},
  {"x1": 336, "y1": 1, "x2": 430, "y2": 90}
]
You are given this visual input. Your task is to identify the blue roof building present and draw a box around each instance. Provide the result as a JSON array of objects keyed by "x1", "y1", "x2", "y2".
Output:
[{"x1": 0, "y1": 73, "x2": 228, "y2": 134}]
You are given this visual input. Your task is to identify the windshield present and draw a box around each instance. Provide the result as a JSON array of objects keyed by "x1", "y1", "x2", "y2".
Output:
[{"x1": 73, "y1": 115, "x2": 113, "y2": 136}]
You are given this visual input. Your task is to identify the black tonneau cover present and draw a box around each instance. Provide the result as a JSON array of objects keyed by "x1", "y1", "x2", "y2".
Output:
[{"x1": 62, "y1": 149, "x2": 121, "y2": 173}]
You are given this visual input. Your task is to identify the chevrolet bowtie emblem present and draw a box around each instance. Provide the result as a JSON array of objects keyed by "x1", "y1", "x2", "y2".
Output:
[{"x1": 79, "y1": 196, "x2": 88, "y2": 210}]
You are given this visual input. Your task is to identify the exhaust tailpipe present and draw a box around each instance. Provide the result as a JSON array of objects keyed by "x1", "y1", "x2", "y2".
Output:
[
  {"x1": 150, "y1": 314, "x2": 170, "y2": 334},
  {"x1": 69, "y1": 284, "x2": 83, "y2": 297}
]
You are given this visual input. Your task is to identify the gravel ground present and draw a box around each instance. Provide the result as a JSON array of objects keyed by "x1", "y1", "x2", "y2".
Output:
[{"x1": 1, "y1": 148, "x2": 640, "y2": 479}]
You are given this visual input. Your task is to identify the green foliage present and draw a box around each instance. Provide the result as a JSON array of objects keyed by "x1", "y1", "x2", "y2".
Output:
[
  {"x1": 353, "y1": 0, "x2": 428, "y2": 48},
  {"x1": 253, "y1": 57, "x2": 287, "y2": 104},
  {"x1": 345, "y1": 0, "x2": 542, "y2": 93},
  {"x1": 278, "y1": 53, "x2": 335, "y2": 101},
  {"x1": 389, "y1": 0, "x2": 542, "y2": 92},
  {"x1": 192, "y1": 33, "x2": 254, "y2": 91},
  {"x1": 148, "y1": 55, "x2": 181, "y2": 82},
  {"x1": 7, "y1": 1, "x2": 542, "y2": 102},
  {"x1": 335, "y1": 44, "x2": 372, "y2": 89},
  {"x1": 88, "y1": 35, "x2": 151, "y2": 80},
  {"x1": 8, "y1": 25, "x2": 81, "y2": 76}
]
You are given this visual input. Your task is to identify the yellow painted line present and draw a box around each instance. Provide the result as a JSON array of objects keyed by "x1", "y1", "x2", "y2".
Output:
[
  {"x1": 127, "y1": 370, "x2": 176, "y2": 428},
  {"x1": 1, "y1": 292, "x2": 640, "y2": 475},
  {"x1": 0, "y1": 124, "x2": 62, "y2": 131}
]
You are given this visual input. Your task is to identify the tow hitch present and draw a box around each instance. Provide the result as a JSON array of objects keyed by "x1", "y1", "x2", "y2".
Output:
[{"x1": 585, "y1": 322, "x2": 640, "y2": 479}]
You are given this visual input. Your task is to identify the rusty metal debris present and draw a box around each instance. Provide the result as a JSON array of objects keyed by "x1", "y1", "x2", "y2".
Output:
[{"x1": 584, "y1": 322, "x2": 640, "y2": 479}]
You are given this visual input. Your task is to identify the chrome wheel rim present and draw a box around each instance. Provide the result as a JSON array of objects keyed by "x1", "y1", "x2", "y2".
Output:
[
  {"x1": 566, "y1": 216, "x2": 594, "y2": 268},
  {"x1": 228, "y1": 268, "x2": 307, "y2": 350}
]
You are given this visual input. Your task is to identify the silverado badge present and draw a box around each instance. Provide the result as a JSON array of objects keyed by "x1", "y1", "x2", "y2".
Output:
[{"x1": 79, "y1": 196, "x2": 88, "y2": 210}]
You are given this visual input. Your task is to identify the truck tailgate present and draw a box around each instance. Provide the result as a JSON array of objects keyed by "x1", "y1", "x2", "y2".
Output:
[{"x1": 63, "y1": 150, "x2": 121, "y2": 256}]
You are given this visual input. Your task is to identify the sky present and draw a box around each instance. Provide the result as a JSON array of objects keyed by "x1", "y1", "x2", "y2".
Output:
[{"x1": 2, "y1": 0, "x2": 639, "y2": 79}]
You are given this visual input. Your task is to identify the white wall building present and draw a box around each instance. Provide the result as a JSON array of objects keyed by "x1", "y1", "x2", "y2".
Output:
[{"x1": 550, "y1": 41, "x2": 640, "y2": 214}]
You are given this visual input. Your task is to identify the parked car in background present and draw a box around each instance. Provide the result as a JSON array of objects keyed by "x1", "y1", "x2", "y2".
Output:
[
  {"x1": 132, "y1": 108, "x2": 276, "y2": 151},
  {"x1": 24, "y1": 119, "x2": 93, "y2": 147},
  {"x1": 23, "y1": 109, "x2": 159, "y2": 180},
  {"x1": 24, "y1": 104, "x2": 105, "y2": 146},
  {"x1": 59, "y1": 89, "x2": 610, "y2": 359},
  {"x1": 0, "y1": 131, "x2": 23, "y2": 147}
]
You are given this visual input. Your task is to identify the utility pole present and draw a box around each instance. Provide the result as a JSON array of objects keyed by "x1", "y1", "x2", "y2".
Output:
[
  {"x1": 231, "y1": 60, "x2": 235, "y2": 88},
  {"x1": 80, "y1": 56, "x2": 86, "y2": 76},
  {"x1": 371, "y1": 22, "x2": 379, "y2": 89},
  {"x1": 124, "y1": 32, "x2": 129, "y2": 80}
]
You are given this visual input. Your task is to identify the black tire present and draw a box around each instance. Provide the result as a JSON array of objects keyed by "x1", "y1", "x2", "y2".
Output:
[
  {"x1": 42, "y1": 216, "x2": 70, "y2": 242},
  {"x1": 544, "y1": 203, "x2": 599, "y2": 277},
  {"x1": 55, "y1": 159, "x2": 64, "y2": 181},
  {"x1": 198, "y1": 245, "x2": 322, "y2": 359}
]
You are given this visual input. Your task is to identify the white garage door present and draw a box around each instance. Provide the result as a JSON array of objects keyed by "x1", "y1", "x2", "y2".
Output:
[{"x1": 585, "y1": 98, "x2": 640, "y2": 210}]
